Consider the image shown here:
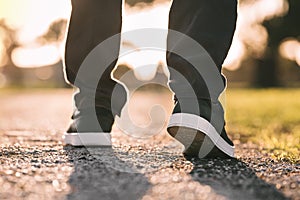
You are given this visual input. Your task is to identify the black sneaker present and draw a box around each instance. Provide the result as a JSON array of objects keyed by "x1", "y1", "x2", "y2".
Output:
[
  {"x1": 167, "y1": 100, "x2": 234, "y2": 158},
  {"x1": 63, "y1": 107, "x2": 114, "y2": 147}
]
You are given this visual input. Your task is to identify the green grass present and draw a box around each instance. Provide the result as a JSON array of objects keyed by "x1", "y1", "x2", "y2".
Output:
[{"x1": 226, "y1": 89, "x2": 300, "y2": 163}]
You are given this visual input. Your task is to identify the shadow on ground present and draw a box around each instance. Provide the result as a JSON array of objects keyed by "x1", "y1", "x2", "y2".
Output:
[
  {"x1": 188, "y1": 157, "x2": 289, "y2": 200},
  {"x1": 64, "y1": 146, "x2": 289, "y2": 200},
  {"x1": 64, "y1": 146, "x2": 150, "y2": 200}
]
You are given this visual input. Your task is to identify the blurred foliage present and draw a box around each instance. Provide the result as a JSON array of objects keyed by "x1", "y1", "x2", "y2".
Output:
[
  {"x1": 226, "y1": 89, "x2": 300, "y2": 163},
  {"x1": 1, "y1": 0, "x2": 300, "y2": 88},
  {"x1": 0, "y1": 20, "x2": 23, "y2": 85},
  {"x1": 254, "y1": 0, "x2": 300, "y2": 87},
  {"x1": 0, "y1": 19, "x2": 68, "y2": 88},
  {"x1": 264, "y1": 0, "x2": 300, "y2": 47},
  {"x1": 38, "y1": 19, "x2": 67, "y2": 44}
]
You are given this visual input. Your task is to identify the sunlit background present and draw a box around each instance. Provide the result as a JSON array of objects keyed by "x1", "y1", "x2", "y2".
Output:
[
  {"x1": 0, "y1": 0, "x2": 299, "y2": 88},
  {"x1": 0, "y1": 3, "x2": 299, "y2": 197}
]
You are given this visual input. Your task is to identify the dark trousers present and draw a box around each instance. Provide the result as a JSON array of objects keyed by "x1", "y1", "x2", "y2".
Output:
[{"x1": 64, "y1": 0, "x2": 237, "y2": 131}]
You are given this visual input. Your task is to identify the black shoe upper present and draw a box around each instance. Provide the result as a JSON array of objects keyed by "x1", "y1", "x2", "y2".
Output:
[
  {"x1": 171, "y1": 96, "x2": 233, "y2": 146},
  {"x1": 67, "y1": 107, "x2": 114, "y2": 133}
]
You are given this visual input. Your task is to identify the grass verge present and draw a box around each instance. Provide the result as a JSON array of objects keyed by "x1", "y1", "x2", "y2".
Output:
[{"x1": 226, "y1": 89, "x2": 300, "y2": 163}]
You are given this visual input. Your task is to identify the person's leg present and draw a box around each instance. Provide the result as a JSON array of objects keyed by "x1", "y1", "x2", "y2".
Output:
[
  {"x1": 167, "y1": 0, "x2": 237, "y2": 157},
  {"x1": 64, "y1": 0, "x2": 126, "y2": 145}
]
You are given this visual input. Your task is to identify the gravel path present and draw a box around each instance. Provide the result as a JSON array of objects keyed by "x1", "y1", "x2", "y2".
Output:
[{"x1": 0, "y1": 90, "x2": 299, "y2": 200}]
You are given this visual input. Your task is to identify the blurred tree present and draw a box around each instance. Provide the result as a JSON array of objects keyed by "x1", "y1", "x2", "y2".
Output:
[
  {"x1": 37, "y1": 19, "x2": 69, "y2": 88},
  {"x1": 254, "y1": 0, "x2": 300, "y2": 87},
  {"x1": 38, "y1": 19, "x2": 67, "y2": 44},
  {"x1": 0, "y1": 20, "x2": 23, "y2": 86}
]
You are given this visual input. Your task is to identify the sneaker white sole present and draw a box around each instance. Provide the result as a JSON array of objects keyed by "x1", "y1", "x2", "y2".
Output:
[
  {"x1": 63, "y1": 132, "x2": 111, "y2": 146},
  {"x1": 168, "y1": 113, "x2": 235, "y2": 157}
]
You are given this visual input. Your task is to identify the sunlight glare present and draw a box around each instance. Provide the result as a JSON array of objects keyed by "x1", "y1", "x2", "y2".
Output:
[
  {"x1": 279, "y1": 39, "x2": 300, "y2": 67},
  {"x1": 12, "y1": 45, "x2": 61, "y2": 68},
  {"x1": 0, "y1": 0, "x2": 71, "y2": 44},
  {"x1": 119, "y1": 3, "x2": 170, "y2": 77},
  {"x1": 223, "y1": 0, "x2": 289, "y2": 70},
  {"x1": 0, "y1": 0, "x2": 292, "y2": 72},
  {"x1": 223, "y1": 39, "x2": 246, "y2": 71}
]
